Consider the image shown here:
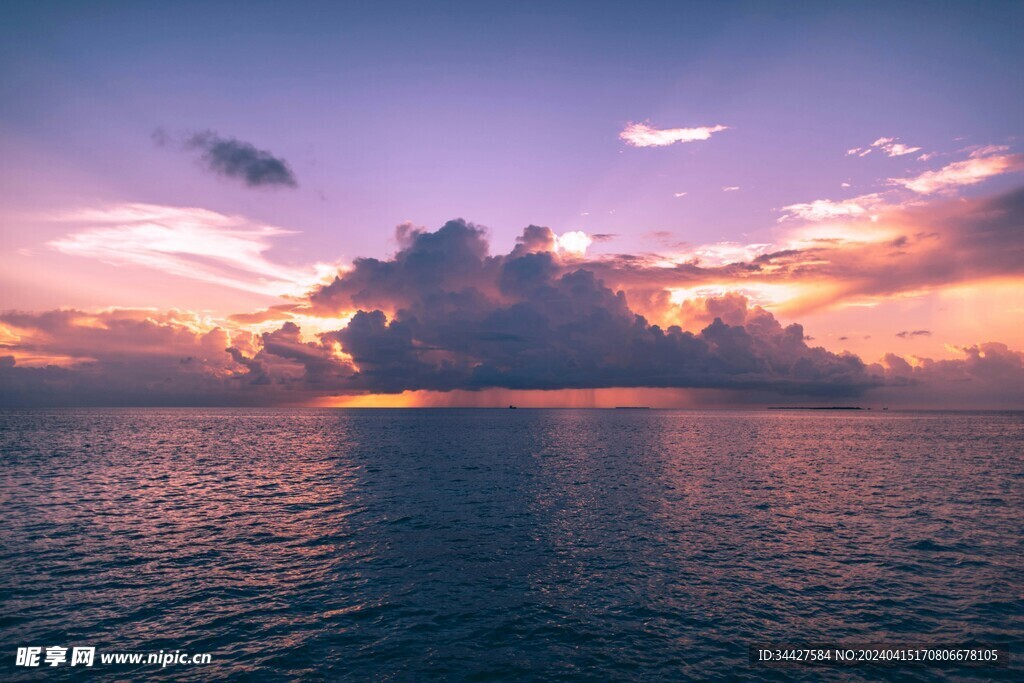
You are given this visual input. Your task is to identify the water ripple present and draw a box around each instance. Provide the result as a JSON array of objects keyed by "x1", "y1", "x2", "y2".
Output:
[{"x1": 1, "y1": 408, "x2": 1021, "y2": 680}]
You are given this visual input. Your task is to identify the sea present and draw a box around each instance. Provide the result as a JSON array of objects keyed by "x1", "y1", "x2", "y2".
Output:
[{"x1": 1, "y1": 408, "x2": 1021, "y2": 681}]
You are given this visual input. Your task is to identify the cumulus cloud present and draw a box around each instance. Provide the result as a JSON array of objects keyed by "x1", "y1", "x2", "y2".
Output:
[
  {"x1": 619, "y1": 122, "x2": 728, "y2": 147},
  {"x1": 891, "y1": 149, "x2": 1024, "y2": 194},
  {"x1": 300, "y1": 220, "x2": 876, "y2": 396},
  {"x1": 1, "y1": 221, "x2": 891, "y2": 405}
]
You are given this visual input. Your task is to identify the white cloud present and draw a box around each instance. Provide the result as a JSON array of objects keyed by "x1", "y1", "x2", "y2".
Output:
[
  {"x1": 890, "y1": 151, "x2": 1024, "y2": 194},
  {"x1": 619, "y1": 122, "x2": 729, "y2": 147},
  {"x1": 850, "y1": 137, "x2": 923, "y2": 158},
  {"x1": 674, "y1": 191, "x2": 688, "y2": 198},
  {"x1": 722, "y1": 186, "x2": 740, "y2": 192},
  {"x1": 871, "y1": 137, "x2": 922, "y2": 157},
  {"x1": 48, "y1": 203, "x2": 341, "y2": 297},
  {"x1": 778, "y1": 193, "x2": 885, "y2": 222}
]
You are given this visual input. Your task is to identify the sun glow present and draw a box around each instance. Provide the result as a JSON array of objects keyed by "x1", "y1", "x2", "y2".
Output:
[{"x1": 555, "y1": 231, "x2": 594, "y2": 257}]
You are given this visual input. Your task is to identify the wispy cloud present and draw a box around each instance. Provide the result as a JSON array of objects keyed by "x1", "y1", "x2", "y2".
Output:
[
  {"x1": 722, "y1": 186, "x2": 740, "y2": 192},
  {"x1": 871, "y1": 137, "x2": 921, "y2": 157},
  {"x1": 896, "y1": 329, "x2": 932, "y2": 338},
  {"x1": 48, "y1": 204, "x2": 337, "y2": 296},
  {"x1": 848, "y1": 136, "x2": 922, "y2": 158},
  {"x1": 619, "y1": 122, "x2": 728, "y2": 147},
  {"x1": 890, "y1": 149, "x2": 1024, "y2": 194}
]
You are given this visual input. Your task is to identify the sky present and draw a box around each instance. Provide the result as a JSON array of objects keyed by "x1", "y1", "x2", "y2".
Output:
[{"x1": 1, "y1": 0, "x2": 1023, "y2": 407}]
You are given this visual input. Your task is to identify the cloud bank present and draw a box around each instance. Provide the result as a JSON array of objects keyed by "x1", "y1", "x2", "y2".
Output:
[
  {"x1": 5, "y1": 183, "x2": 1024, "y2": 407},
  {"x1": 2, "y1": 221, "x2": 888, "y2": 405}
]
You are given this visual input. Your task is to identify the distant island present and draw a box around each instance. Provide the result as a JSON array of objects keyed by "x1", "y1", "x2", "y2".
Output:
[
  {"x1": 615, "y1": 406, "x2": 651, "y2": 410},
  {"x1": 767, "y1": 406, "x2": 865, "y2": 410}
]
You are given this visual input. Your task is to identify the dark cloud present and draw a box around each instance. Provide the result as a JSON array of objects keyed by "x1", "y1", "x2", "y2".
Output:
[
  {"x1": 174, "y1": 130, "x2": 297, "y2": 188},
  {"x1": 874, "y1": 343, "x2": 1024, "y2": 409},
  {"x1": 306, "y1": 220, "x2": 875, "y2": 396},
  {"x1": 896, "y1": 330, "x2": 932, "y2": 338}
]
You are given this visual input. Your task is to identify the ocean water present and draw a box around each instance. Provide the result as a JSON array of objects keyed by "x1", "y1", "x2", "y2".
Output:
[{"x1": 0, "y1": 408, "x2": 1021, "y2": 681}]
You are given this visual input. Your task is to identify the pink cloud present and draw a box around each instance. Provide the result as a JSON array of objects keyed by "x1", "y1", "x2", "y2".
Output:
[{"x1": 890, "y1": 151, "x2": 1024, "y2": 194}]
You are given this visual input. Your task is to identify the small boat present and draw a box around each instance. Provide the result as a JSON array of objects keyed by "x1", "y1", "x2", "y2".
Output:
[{"x1": 509, "y1": 405, "x2": 517, "y2": 409}]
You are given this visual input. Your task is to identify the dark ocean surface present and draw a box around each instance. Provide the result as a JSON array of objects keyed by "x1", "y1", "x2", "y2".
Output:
[{"x1": 1, "y1": 409, "x2": 1021, "y2": 681}]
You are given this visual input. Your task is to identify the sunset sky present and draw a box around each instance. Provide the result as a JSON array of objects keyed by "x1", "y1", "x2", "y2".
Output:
[{"x1": 1, "y1": 1, "x2": 1023, "y2": 407}]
